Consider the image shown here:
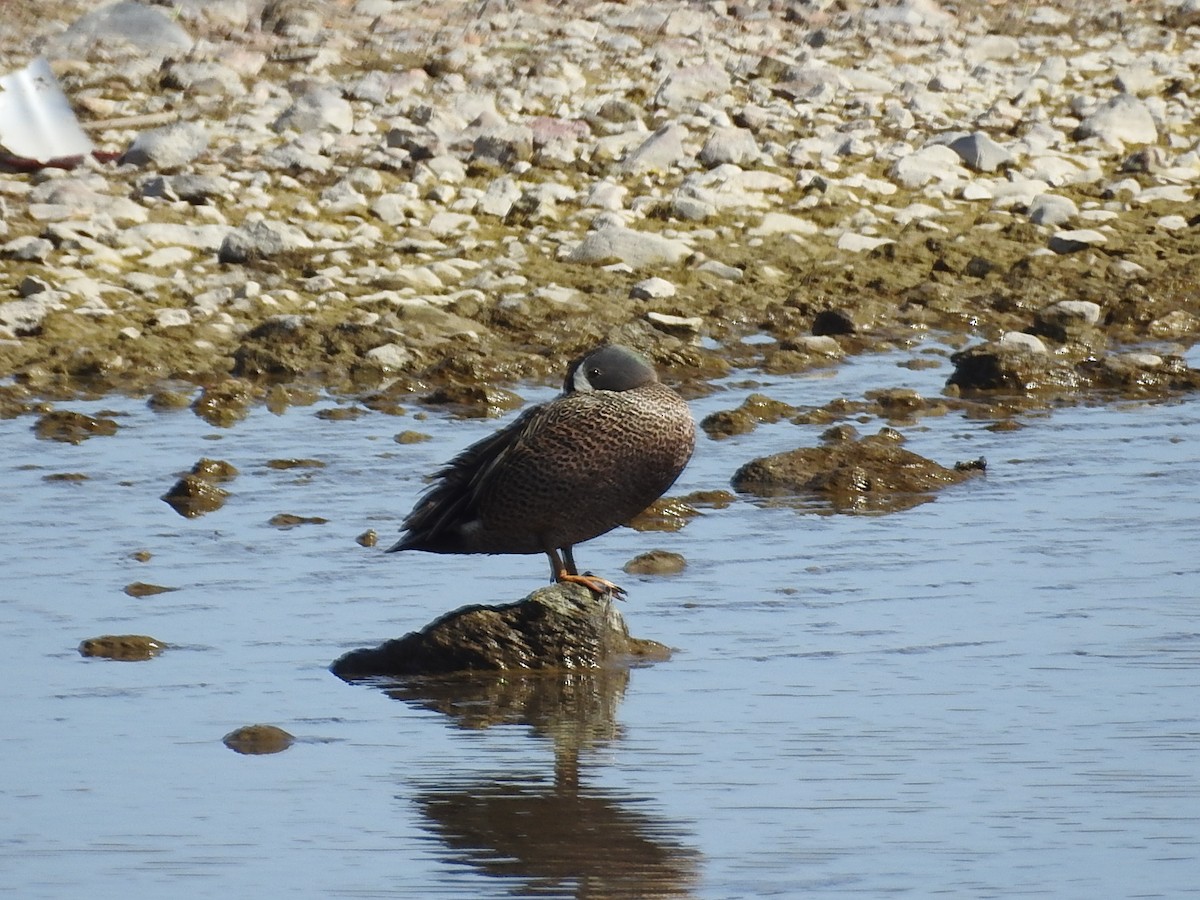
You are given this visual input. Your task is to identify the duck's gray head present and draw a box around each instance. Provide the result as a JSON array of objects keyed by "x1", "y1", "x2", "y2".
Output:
[{"x1": 565, "y1": 345, "x2": 658, "y2": 394}]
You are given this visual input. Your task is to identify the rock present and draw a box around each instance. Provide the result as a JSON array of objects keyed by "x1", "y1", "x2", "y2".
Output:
[
  {"x1": 33, "y1": 410, "x2": 118, "y2": 444},
  {"x1": 566, "y1": 226, "x2": 691, "y2": 269},
  {"x1": 41, "y1": 1, "x2": 193, "y2": 58},
  {"x1": 701, "y1": 393, "x2": 797, "y2": 439},
  {"x1": 645, "y1": 311, "x2": 702, "y2": 337},
  {"x1": 889, "y1": 144, "x2": 965, "y2": 188},
  {"x1": 749, "y1": 212, "x2": 819, "y2": 237},
  {"x1": 78, "y1": 635, "x2": 166, "y2": 661},
  {"x1": 161, "y1": 471, "x2": 230, "y2": 518},
  {"x1": 1028, "y1": 194, "x2": 1078, "y2": 227},
  {"x1": 1033, "y1": 300, "x2": 1103, "y2": 342},
  {"x1": 947, "y1": 341, "x2": 1080, "y2": 393},
  {"x1": 630, "y1": 277, "x2": 676, "y2": 300},
  {"x1": 329, "y1": 583, "x2": 669, "y2": 679},
  {"x1": 222, "y1": 724, "x2": 294, "y2": 755},
  {"x1": 471, "y1": 125, "x2": 533, "y2": 168},
  {"x1": 364, "y1": 341, "x2": 415, "y2": 371},
  {"x1": 948, "y1": 131, "x2": 1013, "y2": 173},
  {"x1": 0, "y1": 294, "x2": 64, "y2": 333},
  {"x1": 655, "y1": 61, "x2": 731, "y2": 109},
  {"x1": 218, "y1": 219, "x2": 314, "y2": 263},
  {"x1": 622, "y1": 124, "x2": 688, "y2": 174},
  {"x1": 1, "y1": 235, "x2": 54, "y2": 261},
  {"x1": 123, "y1": 582, "x2": 178, "y2": 598},
  {"x1": 478, "y1": 176, "x2": 521, "y2": 217},
  {"x1": 998, "y1": 331, "x2": 1048, "y2": 354},
  {"x1": 274, "y1": 87, "x2": 354, "y2": 134},
  {"x1": 731, "y1": 428, "x2": 979, "y2": 514},
  {"x1": 698, "y1": 127, "x2": 760, "y2": 167},
  {"x1": 623, "y1": 550, "x2": 686, "y2": 576},
  {"x1": 1048, "y1": 228, "x2": 1107, "y2": 254},
  {"x1": 1074, "y1": 94, "x2": 1158, "y2": 146}
]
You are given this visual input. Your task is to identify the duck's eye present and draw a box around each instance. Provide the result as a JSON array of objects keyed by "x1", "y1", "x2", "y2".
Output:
[{"x1": 588, "y1": 367, "x2": 602, "y2": 380}]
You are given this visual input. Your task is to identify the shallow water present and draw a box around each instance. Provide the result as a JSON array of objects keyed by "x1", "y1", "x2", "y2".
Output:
[{"x1": 2, "y1": 344, "x2": 1199, "y2": 899}]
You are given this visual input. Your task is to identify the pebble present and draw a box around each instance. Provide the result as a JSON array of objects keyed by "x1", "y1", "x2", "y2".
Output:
[
  {"x1": 1028, "y1": 194, "x2": 1079, "y2": 227},
  {"x1": 630, "y1": 277, "x2": 676, "y2": 300},
  {"x1": 566, "y1": 226, "x2": 691, "y2": 269},
  {"x1": 1074, "y1": 94, "x2": 1158, "y2": 146},
  {"x1": 120, "y1": 120, "x2": 210, "y2": 168}
]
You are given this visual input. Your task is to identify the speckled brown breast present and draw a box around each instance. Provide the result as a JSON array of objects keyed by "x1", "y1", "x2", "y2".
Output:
[{"x1": 464, "y1": 381, "x2": 695, "y2": 554}]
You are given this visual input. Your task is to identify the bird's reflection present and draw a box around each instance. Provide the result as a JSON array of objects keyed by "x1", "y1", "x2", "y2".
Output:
[{"x1": 378, "y1": 668, "x2": 700, "y2": 899}]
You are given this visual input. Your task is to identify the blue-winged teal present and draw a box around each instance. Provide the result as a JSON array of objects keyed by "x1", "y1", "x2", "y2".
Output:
[{"x1": 389, "y1": 345, "x2": 695, "y2": 596}]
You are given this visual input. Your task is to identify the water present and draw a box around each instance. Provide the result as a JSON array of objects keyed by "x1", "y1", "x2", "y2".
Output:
[{"x1": 2, "y1": 345, "x2": 1198, "y2": 899}]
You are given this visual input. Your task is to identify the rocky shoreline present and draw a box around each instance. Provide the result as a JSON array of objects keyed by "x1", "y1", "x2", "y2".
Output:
[{"x1": 2, "y1": 0, "x2": 1199, "y2": 420}]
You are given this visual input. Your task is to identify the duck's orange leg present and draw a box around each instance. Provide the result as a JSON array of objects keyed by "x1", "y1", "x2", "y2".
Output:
[{"x1": 545, "y1": 546, "x2": 626, "y2": 599}]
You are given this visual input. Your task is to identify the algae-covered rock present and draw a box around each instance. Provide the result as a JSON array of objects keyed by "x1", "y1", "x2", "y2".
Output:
[
  {"x1": 732, "y1": 427, "x2": 980, "y2": 513},
  {"x1": 623, "y1": 550, "x2": 686, "y2": 576},
  {"x1": 946, "y1": 342, "x2": 1080, "y2": 394},
  {"x1": 78, "y1": 635, "x2": 166, "y2": 661},
  {"x1": 33, "y1": 410, "x2": 118, "y2": 444},
  {"x1": 330, "y1": 583, "x2": 669, "y2": 680},
  {"x1": 162, "y1": 459, "x2": 234, "y2": 518},
  {"x1": 222, "y1": 724, "x2": 295, "y2": 755}
]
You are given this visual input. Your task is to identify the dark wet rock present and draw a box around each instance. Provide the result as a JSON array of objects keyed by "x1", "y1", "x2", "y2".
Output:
[
  {"x1": 946, "y1": 342, "x2": 1080, "y2": 394},
  {"x1": 811, "y1": 308, "x2": 860, "y2": 336},
  {"x1": 222, "y1": 724, "x2": 294, "y2": 755},
  {"x1": 356, "y1": 529, "x2": 378, "y2": 547},
  {"x1": 33, "y1": 410, "x2": 118, "y2": 444},
  {"x1": 315, "y1": 405, "x2": 366, "y2": 422},
  {"x1": 192, "y1": 379, "x2": 255, "y2": 427},
  {"x1": 623, "y1": 550, "x2": 686, "y2": 576},
  {"x1": 700, "y1": 393, "x2": 797, "y2": 439},
  {"x1": 330, "y1": 584, "x2": 669, "y2": 680},
  {"x1": 162, "y1": 473, "x2": 230, "y2": 518},
  {"x1": 731, "y1": 427, "x2": 981, "y2": 513},
  {"x1": 268, "y1": 513, "x2": 328, "y2": 528},
  {"x1": 78, "y1": 634, "x2": 166, "y2": 661},
  {"x1": 123, "y1": 582, "x2": 179, "y2": 598}
]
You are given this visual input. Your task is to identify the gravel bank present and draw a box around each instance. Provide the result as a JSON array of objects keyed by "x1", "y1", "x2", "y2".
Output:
[{"x1": 2, "y1": 0, "x2": 1199, "y2": 414}]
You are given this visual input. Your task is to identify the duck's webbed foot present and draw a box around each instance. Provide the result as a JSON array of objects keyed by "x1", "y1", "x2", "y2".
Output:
[{"x1": 556, "y1": 570, "x2": 626, "y2": 600}]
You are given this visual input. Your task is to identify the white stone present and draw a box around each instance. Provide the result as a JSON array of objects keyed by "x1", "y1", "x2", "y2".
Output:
[
  {"x1": 998, "y1": 331, "x2": 1048, "y2": 353},
  {"x1": 630, "y1": 277, "x2": 676, "y2": 300}
]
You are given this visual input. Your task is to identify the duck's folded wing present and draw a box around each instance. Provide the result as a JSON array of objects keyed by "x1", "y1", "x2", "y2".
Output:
[{"x1": 389, "y1": 402, "x2": 552, "y2": 551}]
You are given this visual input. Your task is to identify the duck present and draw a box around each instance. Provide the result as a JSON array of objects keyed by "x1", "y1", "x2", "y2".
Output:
[{"x1": 389, "y1": 344, "x2": 695, "y2": 597}]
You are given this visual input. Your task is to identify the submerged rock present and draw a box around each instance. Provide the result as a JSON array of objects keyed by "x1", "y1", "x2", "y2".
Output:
[
  {"x1": 78, "y1": 634, "x2": 166, "y2": 661},
  {"x1": 330, "y1": 583, "x2": 669, "y2": 680},
  {"x1": 222, "y1": 724, "x2": 295, "y2": 755},
  {"x1": 33, "y1": 410, "x2": 118, "y2": 444},
  {"x1": 731, "y1": 427, "x2": 980, "y2": 513}
]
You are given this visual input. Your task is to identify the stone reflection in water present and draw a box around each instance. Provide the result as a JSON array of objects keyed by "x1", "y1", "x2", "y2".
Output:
[{"x1": 386, "y1": 670, "x2": 700, "y2": 899}]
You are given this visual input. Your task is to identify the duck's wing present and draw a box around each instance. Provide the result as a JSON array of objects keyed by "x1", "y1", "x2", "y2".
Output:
[{"x1": 389, "y1": 401, "x2": 553, "y2": 551}]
